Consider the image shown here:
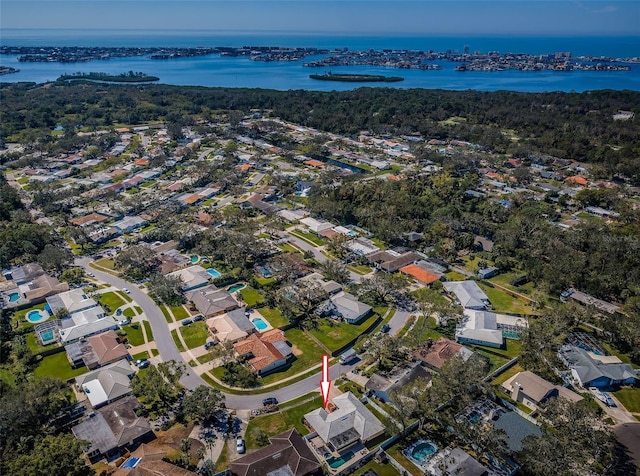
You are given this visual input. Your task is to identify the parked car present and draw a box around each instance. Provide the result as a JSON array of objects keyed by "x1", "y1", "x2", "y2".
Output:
[
  {"x1": 193, "y1": 314, "x2": 204, "y2": 322},
  {"x1": 87, "y1": 272, "x2": 95, "y2": 277},
  {"x1": 380, "y1": 324, "x2": 391, "y2": 333},
  {"x1": 262, "y1": 397, "x2": 278, "y2": 406},
  {"x1": 118, "y1": 319, "x2": 130, "y2": 327},
  {"x1": 236, "y1": 437, "x2": 245, "y2": 454},
  {"x1": 134, "y1": 358, "x2": 149, "y2": 368},
  {"x1": 116, "y1": 308, "x2": 123, "y2": 316},
  {"x1": 122, "y1": 288, "x2": 130, "y2": 294},
  {"x1": 181, "y1": 318, "x2": 193, "y2": 326},
  {"x1": 204, "y1": 340, "x2": 219, "y2": 350}
]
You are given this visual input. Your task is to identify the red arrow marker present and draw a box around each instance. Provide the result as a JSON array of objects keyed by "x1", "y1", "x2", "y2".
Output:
[{"x1": 320, "y1": 354, "x2": 331, "y2": 409}]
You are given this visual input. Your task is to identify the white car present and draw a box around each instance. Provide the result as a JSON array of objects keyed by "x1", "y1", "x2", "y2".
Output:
[
  {"x1": 236, "y1": 437, "x2": 245, "y2": 454},
  {"x1": 122, "y1": 288, "x2": 130, "y2": 294}
]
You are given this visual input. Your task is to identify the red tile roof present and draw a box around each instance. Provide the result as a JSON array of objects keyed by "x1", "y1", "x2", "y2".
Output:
[{"x1": 399, "y1": 264, "x2": 441, "y2": 285}]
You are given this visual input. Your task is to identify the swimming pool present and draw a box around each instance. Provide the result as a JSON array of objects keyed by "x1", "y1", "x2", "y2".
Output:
[
  {"x1": 39, "y1": 329, "x2": 55, "y2": 344},
  {"x1": 404, "y1": 439, "x2": 438, "y2": 465},
  {"x1": 228, "y1": 283, "x2": 245, "y2": 293},
  {"x1": 8, "y1": 292, "x2": 20, "y2": 302},
  {"x1": 207, "y1": 268, "x2": 221, "y2": 278},
  {"x1": 26, "y1": 309, "x2": 48, "y2": 324},
  {"x1": 191, "y1": 255, "x2": 200, "y2": 264},
  {"x1": 252, "y1": 317, "x2": 268, "y2": 331},
  {"x1": 326, "y1": 451, "x2": 354, "y2": 469}
]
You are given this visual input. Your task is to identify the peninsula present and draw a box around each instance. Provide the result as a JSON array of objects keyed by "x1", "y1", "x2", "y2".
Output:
[
  {"x1": 309, "y1": 72, "x2": 404, "y2": 82},
  {"x1": 57, "y1": 71, "x2": 160, "y2": 83}
]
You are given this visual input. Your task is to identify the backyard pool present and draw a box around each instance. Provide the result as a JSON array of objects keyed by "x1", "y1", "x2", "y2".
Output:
[
  {"x1": 228, "y1": 283, "x2": 246, "y2": 293},
  {"x1": 252, "y1": 317, "x2": 268, "y2": 331},
  {"x1": 326, "y1": 451, "x2": 354, "y2": 469},
  {"x1": 8, "y1": 292, "x2": 20, "y2": 302},
  {"x1": 207, "y1": 268, "x2": 221, "y2": 278},
  {"x1": 26, "y1": 309, "x2": 48, "y2": 324},
  {"x1": 405, "y1": 439, "x2": 438, "y2": 465},
  {"x1": 190, "y1": 255, "x2": 200, "y2": 264}
]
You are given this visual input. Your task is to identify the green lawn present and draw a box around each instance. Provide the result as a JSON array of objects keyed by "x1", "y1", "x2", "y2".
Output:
[
  {"x1": 239, "y1": 286, "x2": 265, "y2": 307},
  {"x1": 386, "y1": 443, "x2": 423, "y2": 476},
  {"x1": 180, "y1": 322, "x2": 209, "y2": 349},
  {"x1": 279, "y1": 243, "x2": 302, "y2": 254},
  {"x1": 347, "y1": 264, "x2": 373, "y2": 275},
  {"x1": 99, "y1": 291, "x2": 126, "y2": 312},
  {"x1": 259, "y1": 328, "x2": 324, "y2": 385},
  {"x1": 33, "y1": 352, "x2": 88, "y2": 381},
  {"x1": 353, "y1": 460, "x2": 401, "y2": 476},
  {"x1": 255, "y1": 276, "x2": 278, "y2": 286},
  {"x1": 613, "y1": 387, "x2": 640, "y2": 414},
  {"x1": 478, "y1": 282, "x2": 536, "y2": 315},
  {"x1": 160, "y1": 305, "x2": 174, "y2": 323},
  {"x1": 143, "y1": 320, "x2": 154, "y2": 342},
  {"x1": 491, "y1": 363, "x2": 524, "y2": 385},
  {"x1": 123, "y1": 308, "x2": 136, "y2": 318},
  {"x1": 245, "y1": 395, "x2": 323, "y2": 449},
  {"x1": 310, "y1": 314, "x2": 380, "y2": 352},
  {"x1": 171, "y1": 329, "x2": 186, "y2": 352},
  {"x1": 123, "y1": 323, "x2": 145, "y2": 346},
  {"x1": 134, "y1": 306, "x2": 142, "y2": 314},
  {"x1": 170, "y1": 305, "x2": 189, "y2": 320},
  {"x1": 411, "y1": 287, "x2": 448, "y2": 306},
  {"x1": 400, "y1": 315, "x2": 443, "y2": 345},
  {"x1": 289, "y1": 229, "x2": 326, "y2": 246},
  {"x1": 445, "y1": 271, "x2": 467, "y2": 281},
  {"x1": 93, "y1": 257, "x2": 116, "y2": 270},
  {"x1": 12, "y1": 302, "x2": 47, "y2": 330},
  {"x1": 132, "y1": 351, "x2": 150, "y2": 361},
  {"x1": 259, "y1": 307, "x2": 288, "y2": 328},
  {"x1": 469, "y1": 347, "x2": 510, "y2": 372}
]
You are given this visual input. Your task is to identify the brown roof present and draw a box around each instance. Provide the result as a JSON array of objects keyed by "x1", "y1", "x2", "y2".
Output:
[
  {"x1": 229, "y1": 429, "x2": 321, "y2": 476},
  {"x1": 70, "y1": 212, "x2": 110, "y2": 226},
  {"x1": 413, "y1": 337, "x2": 464, "y2": 370},
  {"x1": 88, "y1": 330, "x2": 129, "y2": 365},
  {"x1": 233, "y1": 330, "x2": 288, "y2": 372}
]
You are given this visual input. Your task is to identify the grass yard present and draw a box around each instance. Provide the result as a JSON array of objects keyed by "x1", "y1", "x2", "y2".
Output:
[
  {"x1": 170, "y1": 305, "x2": 189, "y2": 320},
  {"x1": 99, "y1": 291, "x2": 126, "y2": 312},
  {"x1": 289, "y1": 229, "x2": 326, "y2": 246},
  {"x1": 478, "y1": 282, "x2": 536, "y2": 315},
  {"x1": 132, "y1": 351, "x2": 150, "y2": 361},
  {"x1": 93, "y1": 257, "x2": 116, "y2": 270},
  {"x1": 469, "y1": 347, "x2": 511, "y2": 372},
  {"x1": 279, "y1": 243, "x2": 302, "y2": 254},
  {"x1": 259, "y1": 328, "x2": 324, "y2": 385},
  {"x1": 239, "y1": 286, "x2": 265, "y2": 307},
  {"x1": 160, "y1": 305, "x2": 174, "y2": 323},
  {"x1": 411, "y1": 287, "x2": 448, "y2": 306},
  {"x1": 245, "y1": 395, "x2": 323, "y2": 449},
  {"x1": 255, "y1": 276, "x2": 278, "y2": 287},
  {"x1": 489, "y1": 272, "x2": 536, "y2": 295},
  {"x1": 347, "y1": 264, "x2": 373, "y2": 275},
  {"x1": 180, "y1": 322, "x2": 209, "y2": 349},
  {"x1": 310, "y1": 314, "x2": 380, "y2": 352},
  {"x1": 401, "y1": 315, "x2": 443, "y2": 345},
  {"x1": 171, "y1": 329, "x2": 186, "y2": 352},
  {"x1": 134, "y1": 306, "x2": 142, "y2": 314},
  {"x1": 12, "y1": 302, "x2": 47, "y2": 330},
  {"x1": 258, "y1": 307, "x2": 288, "y2": 327},
  {"x1": 143, "y1": 320, "x2": 154, "y2": 341},
  {"x1": 386, "y1": 443, "x2": 423, "y2": 476},
  {"x1": 123, "y1": 323, "x2": 145, "y2": 346},
  {"x1": 353, "y1": 460, "x2": 401, "y2": 476},
  {"x1": 491, "y1": 363, "x2": 524, "y2": 385},
  {"x1": 33, "y1": 352, "x2": 88, "y2": 380},
  {"x1": 445, "y1": 271, "x2": 467, "y2": 281},
  {"x1": 613, "y1": 387, "x2": 640, "y2": 414},
  {"x1": 214, "y1": 440, "x2": 229, "y2": 472},
  {"x1": 123, "y1": 308, "x2": 136, "y2": 318}
]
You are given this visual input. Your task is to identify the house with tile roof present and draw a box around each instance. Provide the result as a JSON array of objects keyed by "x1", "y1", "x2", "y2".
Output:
[
  {"x1": 75, "y1": 359, "x2": 135, "y2": 408},
  {"x1": 229, "y1": 429, "x2": 321, "y2": 476},
  {"x1": 233, "y1": 329, "x2": 293, "y2": 375},
  {"x1": 400, "y1": 263, "x2": 441, "y2": 285},
  {"x1": 413, "y1": 337, "x2": 474, "y2": 371},
  {"x1": 304, "y1": 392, "x2": 385, "y2": 452},
  {"x1": 66, "y1": 330, "x2": 129, "y2": 369}
]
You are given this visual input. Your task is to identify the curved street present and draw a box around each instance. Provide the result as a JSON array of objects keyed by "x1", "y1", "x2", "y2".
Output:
[{"x1": 74, "y1": 257, "x2": 385, "y2": 410}]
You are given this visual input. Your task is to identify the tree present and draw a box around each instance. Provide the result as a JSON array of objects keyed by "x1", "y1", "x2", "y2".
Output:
[
  {"x1": 181, "y1": 386, "x2": 226, "y2": 424},
  {"x1": 36, "y1": 244, "x2": 73, "y2": 273},
  {"x1": 114, "y1": 244, "x2": 160, "y2": 280},
  {"x1": 320, "y1": 259, "x2": 350, "y2": 284},
  {"x1": 220, "y1": 362, "x2": 259, "y2": 388},
  {"x1": 518, "y1": 398, "x2": 615, "y2": 476},
  {"x1": 5, "y1": 433, "x2": 93, "y2": 476},
  {"x1": 59, "y1": 267, "x2": 85, "y2": 285},
  {"x1": 131, "y1": 361, "x2": 184, "y2": 416},
  {"x1": 147, "y1": 274, "x2": 185, "y2": 306},
  {"x1": 356, "y1": 272, "x2": 410, "y2": 307}
]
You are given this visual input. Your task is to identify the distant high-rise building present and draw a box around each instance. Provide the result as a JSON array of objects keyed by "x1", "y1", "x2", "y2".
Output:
[{"x1": 464, "y1": 45, "x2": 470, "y2": 55}]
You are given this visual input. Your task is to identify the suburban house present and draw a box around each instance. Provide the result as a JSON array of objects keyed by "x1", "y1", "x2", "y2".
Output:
[
  {"x1": 75, "y1": 359, "x2": 135, "y2": 408},
  {"x1": 560, "y1": 288, "x2": 620, "y2": 315},
  {"x1": 366, "y1": 249, "x2": 421, "y2": 273},
  {"x1": 317, "y1": 291, "x2": 372, "y2": 324},
  {"x1": 166, "y1": 265, "x2": 211, "y2": 291},
  {"x1": 233, "y1": 329, "x2": 293, "y2": 375},
  {"x1": 56, "y1": 311, "x2": 118, "y2": 345},
  {"x1": 65, "y1": 330, "x2": 129, "y2": 369},
  {"x1": 300, "y1": 217, "x2": 335, "y2": 234},
  {"x1": 185, "y1": 285, "x2": 239, "y2": 317},
  {"x1": 399, "y1": 263, "x2": 442, "y2": 285},
  {"x1": 558, "y1": 345, "x2": 638, "y2": 388},
  {"x1": 206, "y1": 308, "x2": 256, "y2": 343},
  {"x1": 443, "y1": 281, "x2": 491, "y2": 310},
  {"x1": 423, "y1": 447, "x2": 489, "y2": 476},
  {"x1": 455, "y1": 310, "x2": 504, "y2": 348},
  {"x1": 229, "y1": 429, "x2": 321, "y2": 476},
  {"x1": 304, "y1": 392, "x2": 385, "y2": 453},
  {"x1": 47, "y1": 288, "x2": 99, "y2": 316},
  {"x1": 477, "y1": 266, "x2": 500, "y2": 279},
  {"x1": 111, "y1": 215, "x2": 147, "y2": 232},
  {"x1": 72, "y1": 396, "x2": 153, "y2": 462},
  {"x1": 502, "y1": 370, "x2": 583, "y2": 411},
  {"x1": 413, "y1": 337, "x2": 474, "y2": 371},
  {"x1": 365, "y1": 363, "x2": 431, "y2": 402}
]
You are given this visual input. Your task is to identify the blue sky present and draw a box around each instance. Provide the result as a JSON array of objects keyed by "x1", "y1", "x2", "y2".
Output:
[{"x1": 2, "y1": 1, "x2": 639, "y2": 36}]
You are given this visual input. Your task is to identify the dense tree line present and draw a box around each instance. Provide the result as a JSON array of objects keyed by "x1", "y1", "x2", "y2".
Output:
[{"x1": 1, "y1": 83, "x2": 639, "y2": 180}]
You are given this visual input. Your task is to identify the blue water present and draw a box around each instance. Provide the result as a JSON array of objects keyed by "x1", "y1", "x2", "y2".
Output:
[
  {"x1": 207, "y1": 268, "x2": 221, "y2": 278},
  {"x1": 228, "y1": 283, "x2": 245, "y2": 293},
  {"x1": 327, "y1": 451, "x2": 354, "y2": 469},
  {"x1": 26, "y1": 309, "x2": 47, "y2": 324},
  {"x1": 1, "y1": 30, "x2": 639, "y2": 91},
  {"x1": 8, "y1": 292, "x2": 20, "y2": 302},
  {"x1": 252, "y1": 318, "x2": 268, "y2": 331},
  {"x1": 39, "y1": 329, "x2": 55, "y2": 343},
  {"x1": 411, "y1": 441, "x2": 437, "y2": 462}
]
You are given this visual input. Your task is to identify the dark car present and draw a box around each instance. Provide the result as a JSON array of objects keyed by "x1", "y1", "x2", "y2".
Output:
[
  {"x1": 193, "y1": 314, "x2": 204, "y2": 322},
  {"x1": 262, "y1": 397, "x2": 278, "y2": 406},
  {"x1": 204, "y1": 340, "x2": 219, "y2": 350},
  {"x1": 181, "y1": 318, "x2": 193, "y2": 326},
  {"x1": 135, "y1": 358, "x2": 150, "y2": 369},
  {"x1": 380, "y1": 324, "x2": 391, "y2": 333}
]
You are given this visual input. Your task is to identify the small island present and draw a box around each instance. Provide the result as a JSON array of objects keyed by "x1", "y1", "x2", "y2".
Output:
[
  {"x1": 309, "y1": 72, "x2": 404, "y2": 83},
  {"x1": 57, "y1": 71, "x2": 160, "y2": 83},
  {"x1": 0, "y1": 66, "x2": 20, "y2": 75}
]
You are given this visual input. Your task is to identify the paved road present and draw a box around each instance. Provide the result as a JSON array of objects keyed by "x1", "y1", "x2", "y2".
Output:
[{"x1": 74, "y1": 257, "x2": 365, "y2": 410}]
